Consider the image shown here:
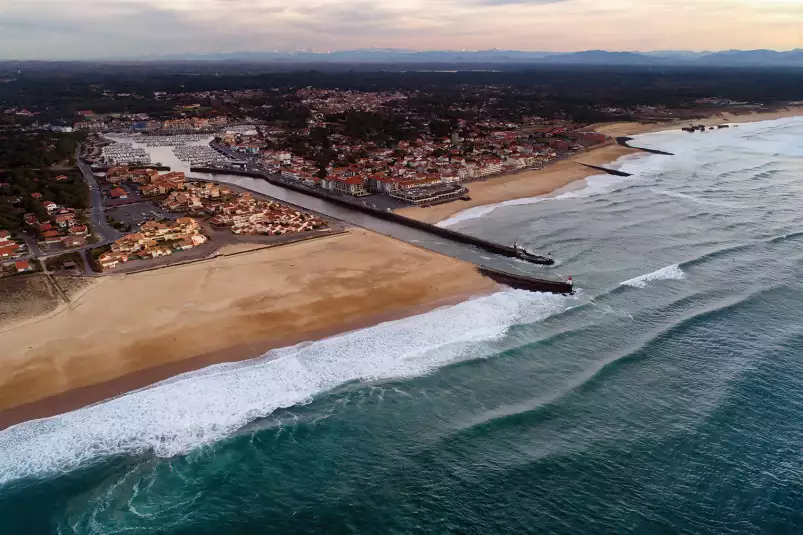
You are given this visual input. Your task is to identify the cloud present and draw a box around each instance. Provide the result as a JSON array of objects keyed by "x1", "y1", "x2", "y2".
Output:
[
  {"x1": 0, "y1": 0, "x2": 800, "y2": 59},
  {"x1": 474, "y1": 0, "x2": 570, "y2": 5}
]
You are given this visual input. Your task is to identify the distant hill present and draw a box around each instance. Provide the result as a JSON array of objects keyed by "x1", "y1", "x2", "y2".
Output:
[
  {"x1": 129, "y1": 49, "x2": 561, "y2": 63},
  {"x1": 643, "y1": 50, "x2": 712, "y2": 60},
  {"x1": 538, "y1": 50, "x2": 660, "y2": 65},
  {"x1": 698, "y1": 49, "x2": 803, "y2": 66},
  {"x1": 117, "y1": 49, "x2": 803, "y2": 67}
]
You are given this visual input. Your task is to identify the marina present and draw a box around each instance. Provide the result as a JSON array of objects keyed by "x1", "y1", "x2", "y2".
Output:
[
  {"x1": 100, "y1": 142, "x2": 152, "y2": 165},
  {"x1": 172, "y1": 144, "x2": 228, "y2": 165}
]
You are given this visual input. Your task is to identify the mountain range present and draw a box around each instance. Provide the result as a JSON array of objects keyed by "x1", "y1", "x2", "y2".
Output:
[{"x1": 125, "y1": 49, "x2": 803, "y2": 67}]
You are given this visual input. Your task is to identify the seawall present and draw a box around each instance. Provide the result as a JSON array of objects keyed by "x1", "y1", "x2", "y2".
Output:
[
  {"x1": 191, "y1": 166, "x2": 554, "y2": 265},
  {"x1": 579, "y1": 164, "x2": 632, "y2": 177},
  {"x1": 616, "y1": 137, "x2": 675, "y2": 156}
]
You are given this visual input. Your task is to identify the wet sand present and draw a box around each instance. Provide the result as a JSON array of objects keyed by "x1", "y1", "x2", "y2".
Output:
[{"x1": 0, "y1": 231, "x2": 496, "y2": 428}]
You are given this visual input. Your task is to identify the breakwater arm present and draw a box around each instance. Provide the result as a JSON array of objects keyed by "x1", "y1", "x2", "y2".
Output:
[
  {"x1": 477, "y1": 267, "x2": 573, "y2": 294},
  {"x1": 578, "y1": 164, "x2": 632, "y2": 177},
  {"x1": 191, "y1": 166, "x2": 554, "y2": 266},
  {"x1": 616, "y1": 137, "x2": 675, "y2": 156}
]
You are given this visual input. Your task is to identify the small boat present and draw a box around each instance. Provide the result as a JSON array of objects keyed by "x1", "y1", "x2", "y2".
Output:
[{"x1": 514, "y1": 241, "x2": 555, "y2": 265}]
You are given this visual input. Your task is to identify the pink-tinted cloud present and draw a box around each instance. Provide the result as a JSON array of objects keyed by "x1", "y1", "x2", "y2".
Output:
[{"x1": 0, "y1": 0, "x2": 800, "y2": 59}]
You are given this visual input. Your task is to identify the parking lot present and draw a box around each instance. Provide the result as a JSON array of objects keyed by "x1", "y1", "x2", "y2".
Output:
[{"x1": 105, "y1": 202, "x2": 178, "y2": 229}]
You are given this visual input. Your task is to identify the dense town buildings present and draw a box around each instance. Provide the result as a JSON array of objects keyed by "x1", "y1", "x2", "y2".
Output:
[
  {"x1": 99, "y1": 217, "x2": 207, "y2": 269},
  {"x1": 162, "y1": 181, "x2": 328, "y2": 236},
  {"x1": 105, "y1": 167, "x2": 187, "y2": 196},
  {"x1": 206, "y1": 192, "x2": 327, "y2": 236}
]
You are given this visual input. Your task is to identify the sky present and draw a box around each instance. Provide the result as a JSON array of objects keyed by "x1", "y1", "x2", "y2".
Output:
[{"x1": 0, "y1": 0, "x2": 801, "y2": 60}]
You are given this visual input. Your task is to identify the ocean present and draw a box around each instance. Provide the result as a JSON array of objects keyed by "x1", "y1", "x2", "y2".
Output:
[{"x1": 2, "y1": 117, "x2": 803, "y2": 534}]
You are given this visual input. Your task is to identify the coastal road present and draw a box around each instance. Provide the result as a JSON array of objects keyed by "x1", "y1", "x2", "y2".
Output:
[
  {"x1": 76, "y1": 149, "x2": 122, "y2": 244},
  {"x1": 19, "y1": 233, "x2": 43, "y2": 258}
]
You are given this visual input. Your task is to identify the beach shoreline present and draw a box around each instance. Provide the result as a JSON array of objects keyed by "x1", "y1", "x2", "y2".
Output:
[
  {"x1": 0, "y1": 230, "x2": 497, "y2": 428},
  {"x1": 397, "y1": 106, "x2": 803, "y2": 225},
  {"x1": 0, "y1": 283, "x2": 494, "y2": 430},
  {"x1": 3, "y1": 109, "x2": 802, "y2": 430}
]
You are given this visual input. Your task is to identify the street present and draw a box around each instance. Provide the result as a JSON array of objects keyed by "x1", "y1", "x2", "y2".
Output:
[{"x1": 76, "y1": 145, "x2": 123, "y2": 245}]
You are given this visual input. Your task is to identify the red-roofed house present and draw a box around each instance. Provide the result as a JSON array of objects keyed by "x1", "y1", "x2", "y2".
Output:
[
  {"x1": 0, "y1": 230, "x2": 10, "y2": 244},
  {"x1": 98, "y1": 252, "x2": 128, "y2": 270},
  {"x1": 43, "y1": 201, "x2": 59, "y2": 213},
  {"x1": 110, "y1": 187, "x2": 128, "y2": 199},
  {"x1": 54, "y1": 174, "x2": 70, "y2": 182},
  {"x1": 62, "y1": 236, "x2": 87, "y2": 248},
  {"x1": 322, "y1": 175, "x2": 370, "y2": 197},
  {"x1": 15, "y1": 260, "x2": 33, "y2": 273},
  {"x1": 31, "y1": 192, "x2": 43, "y2": 200},
  {"x1": 0, "y1": 245, "x2": 20, "y2": 258},
  {"x1": 55, "y1": 213, "x2": 76, "y2": 228}
]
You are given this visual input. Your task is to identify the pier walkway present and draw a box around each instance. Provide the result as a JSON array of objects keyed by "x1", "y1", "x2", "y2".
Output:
[{"x1": 190, "y1": 166, "x2": 570, "y2": 294}]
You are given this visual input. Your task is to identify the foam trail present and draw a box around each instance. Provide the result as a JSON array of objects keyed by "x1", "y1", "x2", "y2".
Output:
[
  {"x1": 0, "y1": 289, "x2": 577, "y2": 485},
  {"x1": 651, "y1": 189, "x2": 739, "y2": 208},
  {"x1": 621, "y1": 265, "x2": 685, "y2": 289},
  {"x1": 437, "y1": 172, "x2": 635, "y2": 228}
]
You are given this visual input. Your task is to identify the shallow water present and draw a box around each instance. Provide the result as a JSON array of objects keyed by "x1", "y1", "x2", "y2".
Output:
[{"x1": 3, "y1": 118, "x2": 803, "y2": 534}]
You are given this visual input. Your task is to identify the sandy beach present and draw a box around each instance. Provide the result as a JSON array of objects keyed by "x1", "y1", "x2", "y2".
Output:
[
  {"x1": 592, "y1": 105, "x2": 803, "y2": 138},
  {"x1": 0, "y1": 231, "x2": 495, "y2": 427},
  {"x1": 398, "y1": 106, "x2": 803, "y2": 224}
]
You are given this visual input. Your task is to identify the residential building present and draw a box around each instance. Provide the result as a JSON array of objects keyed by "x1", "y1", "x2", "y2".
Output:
[
  {"x1": 101, "y1": 217, "x2": 207, "y2": 269},
  {"x1": 15, "y1": 260, "x2": 33, "y2": 273},
  {"x1": 110, "y1": 187, "x2": 128, "y2": 199}
]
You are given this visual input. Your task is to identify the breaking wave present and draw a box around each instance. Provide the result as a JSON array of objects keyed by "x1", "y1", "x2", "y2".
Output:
[
  {"x1": 621, "y1": 265, "x2": 685, "y2": 289},
  {"x1": 0, "y1": 289, "x2": 577, "y2": 485},
  {"x1": 437, "y1": 173, "x2": 636, "y2": 228}
]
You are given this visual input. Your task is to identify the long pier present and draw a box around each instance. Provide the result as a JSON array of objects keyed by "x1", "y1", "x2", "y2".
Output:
[
  {"x1": 192, "y1": 166, "x2": 554, "y2": 265},
  {"x1": 477, "y1": 267, "x2": 573, "y2": 294},
  {"x1": 616, "y1": 136, "x2": 675, "y2": 156},
  {"x1": 579, "y1": 164, "x2": 632, "y2": 177},
  {"x1": 191, "y1": 166, "x2": 573, "y2": 294}
]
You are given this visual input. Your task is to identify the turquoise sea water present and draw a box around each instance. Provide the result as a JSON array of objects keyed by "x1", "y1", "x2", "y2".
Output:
[{"x1": 2, "y1": 118, "x2": 803, "y2": 534}]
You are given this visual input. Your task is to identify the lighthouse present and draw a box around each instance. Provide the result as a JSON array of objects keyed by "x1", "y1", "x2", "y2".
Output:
[{"x1": 568, "y1": 276, "x2": 574, "y2": 286}]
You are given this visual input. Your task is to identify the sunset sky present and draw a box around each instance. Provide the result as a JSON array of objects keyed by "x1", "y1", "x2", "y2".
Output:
[{"x1": 0, "y1": 0, "x2": 801, "y2": 59}]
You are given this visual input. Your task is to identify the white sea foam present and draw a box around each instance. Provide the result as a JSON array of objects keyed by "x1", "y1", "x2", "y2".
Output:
[
  {"x1": 621, "y1": 265, "x2": 685, "y2": 289},
  {"x1": 0, "y1": 289, "x2": 577, "y2": 485},
  {"x1": 651, "y1": 189, "x2": 740, "y2": 208},
  {"x1": 437, "y1": 172, "x2": 636, "y2": 228}
]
